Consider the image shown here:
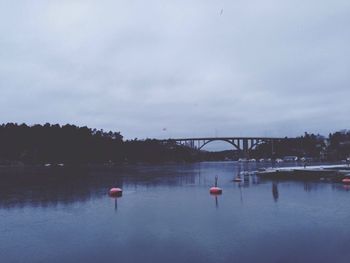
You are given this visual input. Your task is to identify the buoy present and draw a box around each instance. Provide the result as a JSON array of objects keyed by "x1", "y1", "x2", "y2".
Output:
[
  {"x1": 233, "y1": 177, "x2": 242, "y2": 182},
  {"x1": 342, "y1": 178, "x2": 350, "y2": 184},
  {"x1": 109, "y1": 187, "x2": 123, "y2": 197},
  {"x1": 210, "y1": 187, "x2": 222, "y2": 195}
]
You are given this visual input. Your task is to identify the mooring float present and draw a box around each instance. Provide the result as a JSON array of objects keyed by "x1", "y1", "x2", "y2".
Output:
[
  {"x1": 342, "y1": 178, "x2": 350, "y2": 184},
  {"x1": 210, "y1": 186, "x2": 222, "y2": 195},
  {"x1": 109, "y1": 187, "x2": 123, "y2": 197}
]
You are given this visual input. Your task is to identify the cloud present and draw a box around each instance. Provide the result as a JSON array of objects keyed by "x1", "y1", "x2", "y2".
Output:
[{"x1": 1, "y1": 0, "x2": 350, "y2": 140}]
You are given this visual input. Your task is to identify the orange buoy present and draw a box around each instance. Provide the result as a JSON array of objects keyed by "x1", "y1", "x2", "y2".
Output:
[
  {"x1": 342, "y1": 178, "x2": 350, "y2": 184},
  {"x1": 210, "y1": 187, "x2": 222, "y2": 195},
  {"x1": 109, "y1": 187, "x2": 123, "y2": 197}
]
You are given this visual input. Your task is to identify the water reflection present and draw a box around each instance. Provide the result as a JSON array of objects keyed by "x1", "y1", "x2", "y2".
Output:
[
  {"x1": 0, "y1": 167, "x2": 122, "y2": 209},
  {"x1": 238, "y1": 184, "x2": 244, "y2": 203},
  {"x1": 210, "y1": 194, "x2": 220, "y2": 208},
  {"x1": 304, "y1": 182, "x2": 313, "y2": 192},
  {"x1": 251, "y1": 175, "x2": 260, "y2": 185},
  {"x1": 272, "y1": 183, "x2": 279, "y2": 202},
  {"x1": 114, "y1": 198, "x2": 120, "y2": 211},
  {"x1": 332, "y1": 183, "x2": 350, "y2": 192},
  {"x1": 0, "y1": 164, "x2": 200, "y2": 209},
  {"x1": 0, "y1": 162, "x2": 349, "y2": 210}
]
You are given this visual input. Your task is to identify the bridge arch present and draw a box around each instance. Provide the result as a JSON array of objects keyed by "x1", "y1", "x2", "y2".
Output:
[
  {"x1": 198, "y1": 139, "x2": 239, "y2": 151},
  {"x1": 160, "y1": 137, "x2": 284, "y2": 158}
]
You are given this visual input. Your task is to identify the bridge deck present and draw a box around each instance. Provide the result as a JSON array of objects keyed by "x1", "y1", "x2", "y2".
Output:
[{"x1": 160, "y1": 137, "x2": 285, "y2": 141}]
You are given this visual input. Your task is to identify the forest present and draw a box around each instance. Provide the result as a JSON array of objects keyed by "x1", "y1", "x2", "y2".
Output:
[{"x1": 0, "y1": 123, "x2": 197, "y2": 164}]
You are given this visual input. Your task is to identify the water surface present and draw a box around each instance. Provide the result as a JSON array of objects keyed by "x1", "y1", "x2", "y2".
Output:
[{"x1": 0, "y1": 162, "x2": 349, "y2": 263}]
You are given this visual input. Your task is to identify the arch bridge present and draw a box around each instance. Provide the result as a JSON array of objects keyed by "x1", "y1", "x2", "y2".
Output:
[{"x1": 160, "y1": 137, "x2": 284, "y2": 158}]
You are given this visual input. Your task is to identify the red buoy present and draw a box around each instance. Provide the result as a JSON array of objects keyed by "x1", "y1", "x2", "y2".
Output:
[
  {"x1": 210, "y1": 187, "x2": 222, "y2": 195},
  {"x1": 342, "y1": 178, "x2": 350, "y2": 184},
  {"x1": 109, "y1": 187, "x2": 123, "y2": 197}
]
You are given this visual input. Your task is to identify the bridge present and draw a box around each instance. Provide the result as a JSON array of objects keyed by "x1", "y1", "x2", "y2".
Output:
[{"x1": 159, "y1": 137, "x2": 285, "y2": 158}]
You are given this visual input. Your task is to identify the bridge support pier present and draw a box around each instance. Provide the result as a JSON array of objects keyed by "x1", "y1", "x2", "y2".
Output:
[{"x1": 242, "y1": 138, "x2": 249, "y2": 159}]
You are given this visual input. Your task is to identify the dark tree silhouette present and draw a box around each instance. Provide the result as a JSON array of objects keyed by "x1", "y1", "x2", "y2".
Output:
[
  {"x1": 0, "y1": 123, "x2": 123, "y2": 164},
  {"x1": 0, "y1": 123, "x2": 197, "y2": 164}
]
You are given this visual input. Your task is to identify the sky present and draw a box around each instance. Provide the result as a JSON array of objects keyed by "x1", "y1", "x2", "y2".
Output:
[{"x1": 1, "y1": 0, "x2": 350, "y2": 143}]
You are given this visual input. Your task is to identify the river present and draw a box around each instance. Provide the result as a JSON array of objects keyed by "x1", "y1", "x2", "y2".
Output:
[{"x1": 0, "y1": 162, "x2": 349, "y2": 263}]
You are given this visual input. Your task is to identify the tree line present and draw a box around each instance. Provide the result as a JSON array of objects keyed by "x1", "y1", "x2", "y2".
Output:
[
  {"x1": 0, "y1": 123, "x2": 349, "y2": 164},
  {"x1": 253, "y1": 131, "x2": 350, "y2": 160},
  {"x1": 0, "y1": 123, "x2": 197, "y2": 165}
]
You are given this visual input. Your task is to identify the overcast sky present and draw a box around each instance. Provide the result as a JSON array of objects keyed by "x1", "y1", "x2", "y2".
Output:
[{"x1": 1, "y1": 0, "x2": 350, "y2": 142}]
